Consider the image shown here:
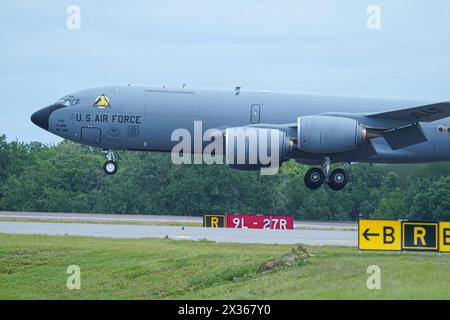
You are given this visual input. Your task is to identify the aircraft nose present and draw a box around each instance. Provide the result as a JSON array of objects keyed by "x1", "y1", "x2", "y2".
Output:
[
  {"x1": 31, "y1": 105, "x2": 54, "y2": 130},
  {"x1": 31, "y1": 104, "x2": 67, "y2": 131}
]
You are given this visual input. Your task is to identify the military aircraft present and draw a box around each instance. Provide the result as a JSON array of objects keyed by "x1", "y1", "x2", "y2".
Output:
[{"x1": 31, "y1": 85, "x2": 450, "y2": 191}]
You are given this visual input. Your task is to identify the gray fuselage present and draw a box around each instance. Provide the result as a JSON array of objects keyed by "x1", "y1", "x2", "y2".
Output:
[{"x1": 32, "y1": 85, "x2": 450, "y2": 165}]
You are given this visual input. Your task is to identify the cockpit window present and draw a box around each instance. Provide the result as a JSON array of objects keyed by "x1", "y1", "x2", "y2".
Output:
[{"x1": 56, "y1": 96, "x2": 79, "y2": 106}]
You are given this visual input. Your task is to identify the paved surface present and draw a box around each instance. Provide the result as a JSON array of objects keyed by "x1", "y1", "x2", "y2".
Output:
[
  {"x1": 0, "y1": 211, "x2": 357, "y2": 230},
  {"x1": 0, "y1": 211, "x2": 201, "y2": 224},
  {"x1": 0, "y1": 221, "x2": 357, "y2": 246}
]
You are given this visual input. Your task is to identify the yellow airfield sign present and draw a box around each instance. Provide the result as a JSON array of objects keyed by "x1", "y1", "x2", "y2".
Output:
[
  {"x1": 359, "y1": 219, "x2": 449, "y2": 253},
  {"x1": 440, "y1": 222, "x2": 450, "y2": 253},
  {"x1": 358, "y1": 220, "x2": 401, "y2": 251},
  {"x1": 203, "y1": 214, "x2": 226, "y2": 228},
  {"x1": 402, "y1": 221, "x2": 438, "y2": 251}
]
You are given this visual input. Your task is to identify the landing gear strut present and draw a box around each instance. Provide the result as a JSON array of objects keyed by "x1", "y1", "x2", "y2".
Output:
[
  {"x1": 304, "y1": 158, "x2": 350, "y2": 191},
  {"x1": 103, "y1": 150, "x2": 118, "y2": 175}
]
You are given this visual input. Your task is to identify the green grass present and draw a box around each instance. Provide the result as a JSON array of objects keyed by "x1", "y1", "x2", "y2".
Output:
[{"x1": 0, "y1": 234, "x2": 449, "y2": 299}]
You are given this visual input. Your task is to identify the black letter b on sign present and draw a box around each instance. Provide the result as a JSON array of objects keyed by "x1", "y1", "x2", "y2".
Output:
[{"x1": 383, "y1": 227, "x2": 395, "y2": 244}]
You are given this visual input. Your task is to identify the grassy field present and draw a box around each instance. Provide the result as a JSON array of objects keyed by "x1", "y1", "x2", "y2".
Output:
[{"x1": 0, "y1": 234, "x2": 449, "y2": 299}]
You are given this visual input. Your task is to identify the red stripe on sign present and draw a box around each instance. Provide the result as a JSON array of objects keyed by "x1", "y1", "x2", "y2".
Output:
[{"x1": 226, "y1": 214, "x2": 293, "y2": 230}]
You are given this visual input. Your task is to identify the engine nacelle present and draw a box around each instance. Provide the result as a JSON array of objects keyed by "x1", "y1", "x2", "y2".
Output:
[
  {"x1": 297, "y1": 116, "x2": 365, "y2": 154},
  {"x1": 225, "y1": 127, "x2": 294, "y2": 171}
]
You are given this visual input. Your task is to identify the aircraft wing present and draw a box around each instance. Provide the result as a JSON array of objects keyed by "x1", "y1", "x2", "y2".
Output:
[
  {"x1": 252, "y1": 102, "x2": 450, "y2": 151},
  {"x1": 363, "y1": 102, "x2": 450, "y2": 149},
  {"x1": 317, "y1": 101, "x2": 450, "y2": 150},
  {"x1": 365, "y1": 101, "x2": 450, "y2": 122}
]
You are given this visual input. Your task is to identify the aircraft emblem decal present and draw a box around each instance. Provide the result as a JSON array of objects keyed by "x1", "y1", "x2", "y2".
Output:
[{"x1": 93, "y1": 94, "x2": 111, "y2": 108}]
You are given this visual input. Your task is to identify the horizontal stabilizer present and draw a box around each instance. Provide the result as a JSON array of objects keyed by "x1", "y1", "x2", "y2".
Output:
[{"x1": 382, "y1": 124, "x2": 427, "y2": 150}]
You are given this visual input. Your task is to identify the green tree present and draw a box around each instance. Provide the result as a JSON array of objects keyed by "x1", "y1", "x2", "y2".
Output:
[{"x1": 1, "y1": 134, "x2": 450, "y2": 221}]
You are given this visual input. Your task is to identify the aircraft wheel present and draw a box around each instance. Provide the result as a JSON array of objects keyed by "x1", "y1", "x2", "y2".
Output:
[
  {"x1": 304, "y1": 168, "x2": 325, "y2": 190},
  {"x1": 103, "y1": 160, "x2": 118, "y2": 175},
  {"x1": 328, "y1": 168, "x2": 348, "y2": 191}
]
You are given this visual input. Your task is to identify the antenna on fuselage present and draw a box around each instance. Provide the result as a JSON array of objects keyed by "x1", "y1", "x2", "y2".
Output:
[{"x1": 234, "y1": 86, "x2": 241, "y2": 96}]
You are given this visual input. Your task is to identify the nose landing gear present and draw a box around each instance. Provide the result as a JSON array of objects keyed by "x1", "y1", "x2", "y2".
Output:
[
  {"x1": 103, "y1": 150, "x2": 118, "y2": 175},
  {"x1": 304, "y1": 158, "x2": 350, "y2": 191}
]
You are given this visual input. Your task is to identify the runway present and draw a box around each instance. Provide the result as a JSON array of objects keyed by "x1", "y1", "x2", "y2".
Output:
[
  {"x1": 0, "y1": 211, "x2": 201, "y2": 224},
  {"x1": 0, "y1": 221, "x2": 357, "y2": 246}
]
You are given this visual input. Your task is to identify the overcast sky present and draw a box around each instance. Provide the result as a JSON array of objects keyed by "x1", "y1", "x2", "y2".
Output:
[{"x1": 1, "y1": 0, "x2": 450, "y2": 143}]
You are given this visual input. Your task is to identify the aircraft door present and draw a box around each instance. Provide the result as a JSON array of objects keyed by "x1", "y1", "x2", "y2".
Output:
[
  {"x1": 250, "y1": 104, "x2": 261, "y2": 124},
  {"x1": 81, "y1": 127, "x2": 101, "y2": 147}
]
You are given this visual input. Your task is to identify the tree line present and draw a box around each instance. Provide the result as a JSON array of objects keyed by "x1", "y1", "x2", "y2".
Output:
[{"x1": 1, "y1": 134, "x2": 449, "y2": 221}]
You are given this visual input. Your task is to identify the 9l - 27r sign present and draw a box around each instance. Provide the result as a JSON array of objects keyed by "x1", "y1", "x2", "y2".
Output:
[
  {"x1": 226, "y1": 214, "x2": 293, "y2": 230},
  {"x1": 203, "y1": 214, "x2": 294, "y2": 230},
  {"x1": 359, "y1": 219, "x2": 450, "y2": 253}
]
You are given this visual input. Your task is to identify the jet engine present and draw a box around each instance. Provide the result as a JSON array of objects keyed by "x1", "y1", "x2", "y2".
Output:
[
  {"x1": 225, "y1": 127, "x2": 294, "y2": 171},
  {"x1": 297, "y1": 116, "x2": 366, "y2": 154}
]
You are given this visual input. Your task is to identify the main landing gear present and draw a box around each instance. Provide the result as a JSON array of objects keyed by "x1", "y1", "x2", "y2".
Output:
[
  {"x1": 304, "y1": 158, "x2": 349, "y2": 191},
  {"x1": 103, "y1": 150, "x2": 118, "y2": 175}
]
